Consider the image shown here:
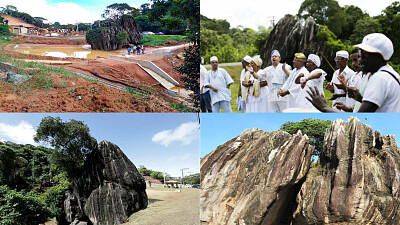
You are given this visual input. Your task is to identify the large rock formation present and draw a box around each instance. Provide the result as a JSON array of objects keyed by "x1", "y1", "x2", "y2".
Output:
[
  {"x1": 293, "y1": 117, "x2": 400, "y2": 224},
  {"x1": 201, "y1": 117, "x2": 400, "y2": 224},
  {"x1": 200, "y1": 128, "x2": 313, "y2": 224},
  {"x1": 64, "y1": 140, "x2": 148, "y2": 225},
  {"x1": 260, "y1": 15, "x2": 336, "y2": 78},
  {"x1": 88, "y1": 15, "x2": 143, "y2": 50}
]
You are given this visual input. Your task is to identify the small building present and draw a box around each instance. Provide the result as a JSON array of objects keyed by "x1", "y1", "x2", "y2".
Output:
[
  {"x1": 165, "y1": 180, "x2": 179, "y2": 188},
  {"x1": 0, "y1": 14, "x2": 38, "y2": 35}
]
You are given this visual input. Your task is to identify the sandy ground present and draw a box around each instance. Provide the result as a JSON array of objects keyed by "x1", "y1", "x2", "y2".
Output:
[
  {"x1": 0, "y1": 35, "x2": 195, "y2": 112},
  {"x1": 124, "y1": 187, "x2": 200, "y2": 225}
]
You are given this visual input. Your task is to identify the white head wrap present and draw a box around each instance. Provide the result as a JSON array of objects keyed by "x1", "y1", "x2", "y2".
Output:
[
  {"x1": 243, "y1": 55, "x2": 252, "y2": 63},
  {"x1": 252, "y1": 55, "x2": 263, "y2": 67},
  {"x1": 336, "y1": 50, "x2": 349, "y2": 59},
  {"x1": 308, "y1": 54, "x2": 321, "y2": 67},
  {"x1": 271, "y1": 50, "x2": 280, "y2": 57},
  {"x1": 210, "y1": 56, "x2": 218, "y2": 62}
]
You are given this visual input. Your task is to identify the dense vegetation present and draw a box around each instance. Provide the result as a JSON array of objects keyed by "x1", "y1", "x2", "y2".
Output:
[
  {"x1": 0, "y1": 116, "x2": 97, "y2": 224},
  {"x1": 201, "y1": 14, "x2": 271, "y2": 63},
  {"x1": 201, "y1": 0, "x2": 400, "y2": 69}
]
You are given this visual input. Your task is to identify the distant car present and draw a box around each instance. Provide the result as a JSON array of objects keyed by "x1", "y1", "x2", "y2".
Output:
[
  {"x1": 155, "y1": 32, "x2": 164, "y2": 35},
  {"x1": 192, "y1": 184, "x2": 200, "y2": 189},
  {"x1": 141, "y1": 31, "x2": 155, "y2": 35}
]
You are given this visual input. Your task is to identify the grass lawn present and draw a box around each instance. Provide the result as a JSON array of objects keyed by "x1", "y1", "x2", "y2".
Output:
[
  {"x1": 138, "y1": 35, "x2": 187, "y2": 46},
  {"x1": 219, "y1": 64, "x2": 334, "y2": 112}
]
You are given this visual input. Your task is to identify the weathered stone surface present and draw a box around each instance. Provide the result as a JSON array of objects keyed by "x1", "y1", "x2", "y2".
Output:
[
  {"x1": 293, "y1": 117, "x2": 400, "y2": 224},
  {"x1": 89, "y1": 15, "x2": 143, "y2": 51},
  {"x1": 64, "y1": 140, "x2": 147, "y2": 225},
  {"x1": 260, "y1": 15, "x2": 336, "y2": 78},
  {"x1": 200, "y1": 128, "x2": 313, "y2": 225}
]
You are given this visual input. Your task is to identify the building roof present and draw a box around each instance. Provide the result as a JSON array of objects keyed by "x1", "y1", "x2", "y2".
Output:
[{"x1": 1, "y1": 14, "x2": 38, "y2": 28}]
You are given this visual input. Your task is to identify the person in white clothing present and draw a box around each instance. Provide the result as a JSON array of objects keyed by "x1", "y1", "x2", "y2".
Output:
[
  {"x1": 242, "y1": 55, "x2": 269, "y2": 112},
  {"x1": 306, "y1": 33, "x2": 400, "y2": 112},
  {"x1": 204, "y1": 56, "x2": 234, "y2": 113},
  {"x1": 325, "y1": 50, "x2": 355, "y2": 110},
  {"x1": 200, "y1": 57, "x2": 212, "y2": 112},
  {"x1": 294, "y1": 54, "x2": 326, "y2": 110},
  {"x1": 264, "y1": 50, "x2": 291, "y2": 112},
  {"x1": 237, "y1": 55, "x2": 252, "y2": 112},
  {"x1": 278, "y1": 53, "x2": 309, "y2": 109}
]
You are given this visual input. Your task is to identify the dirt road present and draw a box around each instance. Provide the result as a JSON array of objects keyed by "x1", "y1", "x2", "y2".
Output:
[{"x1": 124, "y1": 187, "x2": 200, "y2": 225}]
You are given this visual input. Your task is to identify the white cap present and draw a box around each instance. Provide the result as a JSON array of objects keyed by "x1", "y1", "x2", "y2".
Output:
[
  {"x1": 308, "y1": 54, "x2": 321, "y2": 67},
  {"x1": 210, "y1": 56, "x2": 218, "y2": 62},
  {"x1": 354, "y1": 33, "x2": 394, "y2": 61},
  {"x1": 336, "y1": 50, "x2": 349, "y2": 59},
  {"x1": 243, "y1": 55, "x2": 252, "y2": 63}
]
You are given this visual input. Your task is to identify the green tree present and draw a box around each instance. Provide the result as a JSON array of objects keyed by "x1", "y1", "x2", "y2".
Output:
[
  {"x1": 102, "y1": 3, "x2": 137, "y2": 20},
  {"x1": 33, "y1": 116, "x2": 97, "y2": 177},
  {"x1": 0, "y1": 186, "x2": 51, "y2": 225},
  {"x1": 279, "y1": 118, "x2": 332, "y2": 155},
  {"x1": 40, "y1": 173, "x2": 71, "y2": 217},
  {"x1": 140, "y1": 3, "x2": 151, "y2": 15},
  {"x1": 349, "y1": 16, "x2": 382, "y2": 44},
  {"x1": 114, "y1": 31, "x2": 129, "y2": 44},
  {"x1": 377, "y1": 1, "x2": 400, "y2": 64},
  {"x1": 138, "y1": 166, "x2": 152, "y2": 176},
  {"x1": 150, "y1": 171, "x2": 164, "y2": 180},
  {"x1": 341, "y1": 5, "x2": 366, "y2": 40}
]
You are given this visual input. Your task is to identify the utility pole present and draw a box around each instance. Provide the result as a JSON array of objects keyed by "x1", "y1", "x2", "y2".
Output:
[
  {"x1": 181, "y1": 168, "x2": 189, "y2": 188},
  {"x1": 267, "y1": 16, "x2": 276, "y2": 27}
]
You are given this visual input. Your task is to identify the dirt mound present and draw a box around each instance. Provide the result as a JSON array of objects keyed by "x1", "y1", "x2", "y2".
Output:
[
  {"x1": 160, "y1": 40, "x2": 179, "y2": 46},
  {"x1": 11, "y1": 35, "x2": 85, "y2": 45}
]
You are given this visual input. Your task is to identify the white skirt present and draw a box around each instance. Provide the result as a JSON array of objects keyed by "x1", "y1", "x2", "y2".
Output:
[{"x1": 245, "y1": 95, "x2": 269, "y2": 112}]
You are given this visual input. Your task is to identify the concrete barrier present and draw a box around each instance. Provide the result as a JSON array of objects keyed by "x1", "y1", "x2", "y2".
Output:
[{"x1": 108, "y1": 56, "x2": 180, "y2": 86}]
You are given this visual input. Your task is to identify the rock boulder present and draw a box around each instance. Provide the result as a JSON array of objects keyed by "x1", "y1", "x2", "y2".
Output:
[
  {"x1": 293, "y1": 117, "x2": 400, "y2": 224},
  {"x1": 200, "y1": 128, "x2": 313, "y2": 224},
  {"x1": 260, "y1": 15, "x2": 336, "y2": 79},
  {"x1": 64, "y1": 140, "x2": 148, "y2": 225}
]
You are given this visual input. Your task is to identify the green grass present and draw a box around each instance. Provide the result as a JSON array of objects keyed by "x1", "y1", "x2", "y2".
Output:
[
  {"x1": 220, "y1": 65, "x2": 334, "y2": 112},
  {"x1": 138, "y1": 35, "x2": 186, "y2": 46}
]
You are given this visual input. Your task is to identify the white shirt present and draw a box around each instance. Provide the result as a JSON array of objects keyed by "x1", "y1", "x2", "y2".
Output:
[
  {"x1": 281, "y1": 66, "x2": 309, "y2": 108},
  {"x1": 204, "y1": 68, "x2": 234, "y2": 104},
  {"x1": 240, "y1": 69, "x2": 246, "y2": 97},
  {"x1": 354, "y1": 73, "x2": 369, "y2": 112},
  {"x1": 331, "y1": 66, "x2": 355, "y2": 106},
  {"x1": 200, "y1": 65, "x2": 208, "y2": 93},
  {"x1": 298, "y1": 68, "x2": 326, "y2": 109},
  {"x1": 264, "y1": 63, "x2": 291, "y2": 102},
  {"x1": 346, "y1": 71, "x2": 362, "y2": 107},
  {"x1": 362, "y1": 64, "x2": 400, "y2": 112}
]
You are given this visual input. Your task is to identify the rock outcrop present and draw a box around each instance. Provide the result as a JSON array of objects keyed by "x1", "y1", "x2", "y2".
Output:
[
  {"x1": 201, "y1": 117, "x2": 400, "y2": 224},
  {"x1": 88, "y1": 15, "x2": 143, "y2": 50},
  {"x1": 64, "y1": 140, "x2": 148, "y2": 225},
  {"x1": 260, "y1": 15, "x2": 336, "y2": 78},
  {"x1": 200, "y1": 128, "x2": 313, "y2": 224},
  {"x1": 293, "y1": 117, "x2": 400, "y2": 224}
]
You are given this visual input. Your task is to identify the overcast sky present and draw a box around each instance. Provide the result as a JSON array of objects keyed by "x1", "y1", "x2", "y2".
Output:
[
  {"x1": 201, "y1": 0, "x2": 398, "y2": 31},
  {"x1": 0, "y1": 0, "x2": 150, "y2": 24},
  {"x1": 201, "y1": 113, "x2": 400, "y2": 158},
  {"x1": 0, "y1": 113, "x2": 199, "y2": 178}
]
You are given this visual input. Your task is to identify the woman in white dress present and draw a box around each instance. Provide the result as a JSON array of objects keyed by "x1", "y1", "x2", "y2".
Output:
[
  {"x1": 295, "y1": 54, "x2": 326, "y2": 109},
  {"x1": 242, "y1": 55, "x2": 269, "y2": 112}
]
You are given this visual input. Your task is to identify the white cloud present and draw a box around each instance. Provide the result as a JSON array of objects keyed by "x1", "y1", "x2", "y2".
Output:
[
  {"x1": 0, "y1": 0, "x2": 101, "y2": 24},
  {"x1": 0, "y1": 121, "x2": 36, "y2": 144},
  {"x1": 152, "y1": 122, "x2": 199, "y2": 147}
]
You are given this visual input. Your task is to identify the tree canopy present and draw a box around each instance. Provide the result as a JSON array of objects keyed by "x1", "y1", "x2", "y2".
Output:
[
  {"x1": 279, "y1": 118, "x2": 332, "y2": 155},
  {"x1": 34, "y1": 116, "x2": 97, "y2": 176}
]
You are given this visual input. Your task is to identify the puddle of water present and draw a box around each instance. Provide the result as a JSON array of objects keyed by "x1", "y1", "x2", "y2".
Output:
[{"x1": 14, "y1": 47, "x2": 123, "y2": 59}]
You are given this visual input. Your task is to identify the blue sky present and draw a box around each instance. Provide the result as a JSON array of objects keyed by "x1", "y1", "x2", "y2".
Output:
[
  {"x1": 0, "y1": 113, "x2": 199, "y2": 178},
  {"x1": 0, "y1": 0, "x2": 151, "y2": 24},
  {"x1": 201, "y1": 113, "x2": 400, "y2": 158}
]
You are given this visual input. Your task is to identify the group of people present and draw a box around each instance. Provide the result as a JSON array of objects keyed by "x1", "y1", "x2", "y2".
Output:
[
  {"x1": 200, "y1": 33, "x2": 400, "y2": 113},
  {"x1": 127, "y1": 45, "x2": 145, "y2": 55}
]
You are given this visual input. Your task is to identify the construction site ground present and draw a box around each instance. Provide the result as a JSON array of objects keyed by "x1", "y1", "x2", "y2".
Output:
[{"x1": 0, "y1": 35, "x2": 194, "y2": 112}]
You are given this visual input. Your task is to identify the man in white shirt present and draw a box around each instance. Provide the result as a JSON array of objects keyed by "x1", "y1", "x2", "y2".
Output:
[
  {"x1": 278, "y1": 53, "x2": 309, "y2": 109},
  {"x1": 237, "y1": 55, "x2": 252, "y2": 111},
  {"x1": 326, "y1": 50, "x2": 355, "y2": 109},
  {"x1": 306, "y1": 33, "x2": 400, "y2": 112},
  {"x1": 264, "y1": 50, "x2": 291, "y2": 112},
  {"x1": 200, "y1": 57, "x2": 212, "y2": 112},
  {"x1": 204, "y1": 56, "x2": 234, "y2": 113}
]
